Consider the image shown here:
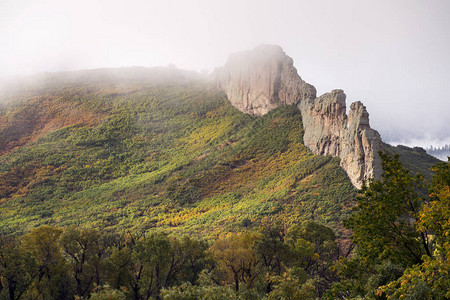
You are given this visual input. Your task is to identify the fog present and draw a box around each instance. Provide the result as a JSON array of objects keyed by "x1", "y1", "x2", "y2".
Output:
[{"x1": 1, "y1": 0, "x2": 449, "y2": 147}]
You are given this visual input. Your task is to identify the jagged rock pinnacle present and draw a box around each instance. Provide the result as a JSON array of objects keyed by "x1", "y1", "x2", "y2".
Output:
[{"x1": 215, "y1": 45, "x2": 382, "y2": 188}]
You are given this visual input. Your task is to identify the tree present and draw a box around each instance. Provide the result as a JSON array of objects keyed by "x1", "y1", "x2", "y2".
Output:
[
  {"x1": 0, "y1": 235, "x2": 34, "y2": 300},
  {"x1": 329, "y1": 154, "x2": 447, "y2": 299},
  {"x1": 89, "y1": 285, "x2": 126, "y2": 300},
  {"x1": 160, "y1": 271, "x2": 237, "y2": 300},
  {"x1": 60, "y1": 227, "x2": 109, "y2": 297},
  {"x1": 210, "y1": 232, "x2": 262, "y2": 292},
  {"x1": 104, "y1": 246, "x2": 134, "y2": 294},
  {"x1": 345, "y1": 153, "x2": 432, "y2": 266},
  {"x1": 420, "y1": 159, "x2": 450, "y2": 257},
  {"x1": 169, "y1": 236, "x2": 210, "y2": 286},
  {"x1": 377, "y1": 255, "x2": 450, "y2": 299},
  {"x1": 268, "y1": 269, "x2": 317, "y2": 300},
  {"x1": 132, "y1": 232, "x2": 172, "y2": 299},
  {"x1": 285, "y1": 221, "x2": 339, "y2": 296},
  {"x1": 20, "y1": 226, "x2": 72, "y2": 299},
  {"x1": 377, "y1": 159, "x2": 450, "y2": 299},
  {"x1": 254, "y1": 225, "x2": 289, "y2": 293}
]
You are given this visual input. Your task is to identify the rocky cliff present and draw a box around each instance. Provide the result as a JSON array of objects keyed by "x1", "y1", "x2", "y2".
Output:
[
  {"x1": 215, "y1": 45, "x2": 383, "y2": 187},
  {"x1": 215, "y1": 45, "x2": 316, "y2": 115},
  {"x1": 299, "y1": 90, "x2": 382, "y2": 187}
]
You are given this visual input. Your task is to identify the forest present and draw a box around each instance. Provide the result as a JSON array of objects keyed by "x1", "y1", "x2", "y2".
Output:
[{"x1": 0, "y1": 154, "x2": 449, "y2": 299}]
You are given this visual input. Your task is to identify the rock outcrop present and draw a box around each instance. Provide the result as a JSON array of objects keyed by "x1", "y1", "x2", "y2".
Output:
[
  {"x1": 215, "y1": 45, "x2": 316, "y2": 115},
  {"x1": 299, "y1": 90, "x2": 383, "y2": 187},
  {"x1": 215, "y1": 45, "x2": 383, "y2": 188}
]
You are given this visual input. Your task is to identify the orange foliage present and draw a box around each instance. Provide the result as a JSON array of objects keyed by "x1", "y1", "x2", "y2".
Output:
[{"x1": 0, "y1": 96, "x2": 103, "y2": 156}]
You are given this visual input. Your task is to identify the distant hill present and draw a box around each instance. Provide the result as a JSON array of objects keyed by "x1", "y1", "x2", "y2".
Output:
[{"x1": 383, "y1": 144, "x2": 441, "y2": 179}]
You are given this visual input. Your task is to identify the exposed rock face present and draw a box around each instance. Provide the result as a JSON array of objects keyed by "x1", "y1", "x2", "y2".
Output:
[
  {"x1": 299, "y1": 91, "x2": 383, "y2": 187},
  {"x1": 216, "y1": 45, "x2": 383, "y2": 188},
  {"x1": 215, "y1": 45, "x2": 316, "y2": 115}
]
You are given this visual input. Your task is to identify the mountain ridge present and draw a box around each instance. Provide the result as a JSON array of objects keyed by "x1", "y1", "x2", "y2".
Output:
[
  {"x1": 215, "y1": 45, "x2": 383, "y2": 187},
  {"x1": 0, "y1": 74, "x2": 356, "y2": 235},
  {"x1": 0, "y1": 50, "x2": 440, "y2": 235}
]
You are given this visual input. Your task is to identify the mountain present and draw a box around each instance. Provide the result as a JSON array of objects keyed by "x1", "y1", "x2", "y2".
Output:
[
  {"x1": 0, "y1": 67, "x2": 356, "y2": 236},
  {"x1": 215, "y1": 45, "x2": 383, "y2": 188},
  {"x1": 0, "y1": 46, "x2": 439, "y2": 237},
  {"x1": 0, "y1": 45, "x2": 447, "y2": 300}
]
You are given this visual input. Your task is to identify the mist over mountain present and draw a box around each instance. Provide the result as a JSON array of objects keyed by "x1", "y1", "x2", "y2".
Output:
[
  {"x1": 0, "y1": 45, "x2": 440, "y2": 234},
  {"x1": 2, "y1": 0, "x2": 450, "y2": 149},
  {"x1": 381, "y1": 128, "x2": 450, "y2": 151}
]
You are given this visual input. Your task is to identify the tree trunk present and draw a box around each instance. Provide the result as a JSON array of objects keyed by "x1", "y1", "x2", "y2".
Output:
[{"x1": 8, "y1": 280, "x2": 15, "y2": 300}]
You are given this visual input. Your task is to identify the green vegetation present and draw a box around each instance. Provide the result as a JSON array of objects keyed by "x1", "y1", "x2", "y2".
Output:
[
  {"x1": 327, "y1": 154, "x2": 450, "y2": 299},
  {"x1": 383, "y1": 143, "x2": 440, "y2": 180},
  {"x1": 2, "y1": 158, "x2": 447, "y2": 300},
  {"x1": 0, "y1": 221, "x2": 341, "y2": 299},
  {"x1": 1, "y1": 70, "x2": 448, "y2": 298},
  {"x1": 0, "y1": 73, "x2": 354, "y2": 236}
]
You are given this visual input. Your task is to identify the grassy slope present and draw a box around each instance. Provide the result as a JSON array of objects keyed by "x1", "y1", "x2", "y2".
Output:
[{"x1": 0, "y1": 69, "x2": 354, "y2": 236}]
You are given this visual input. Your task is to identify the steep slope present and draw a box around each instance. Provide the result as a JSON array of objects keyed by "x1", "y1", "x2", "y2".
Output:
[
  {"x1": 0, "y1": 69, "x2": 355, "y2": 235},
  {"x1": 216, "y1": 45, "x2": 383, "y2": 188}
]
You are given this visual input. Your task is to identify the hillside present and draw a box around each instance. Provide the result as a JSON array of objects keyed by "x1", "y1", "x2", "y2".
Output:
[
  {"x1": 0, "y1": 68, "x2": 355, "y2": 236},
  {"x1": 383, "y1": 143, "x2": 442, "y2": 179},
  {"x1": 0, "y1": 64, "x2": 446, "y2": 300}
]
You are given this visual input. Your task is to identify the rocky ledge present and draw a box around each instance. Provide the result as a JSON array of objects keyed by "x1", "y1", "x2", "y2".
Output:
[{"x1": 215, "y1": 45, "x2": 382, "y2": 188}]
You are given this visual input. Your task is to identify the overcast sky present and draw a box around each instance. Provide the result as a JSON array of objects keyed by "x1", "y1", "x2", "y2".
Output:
[{"x1": 1, "y1": 0, "x2": 449, "y2": 147}]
